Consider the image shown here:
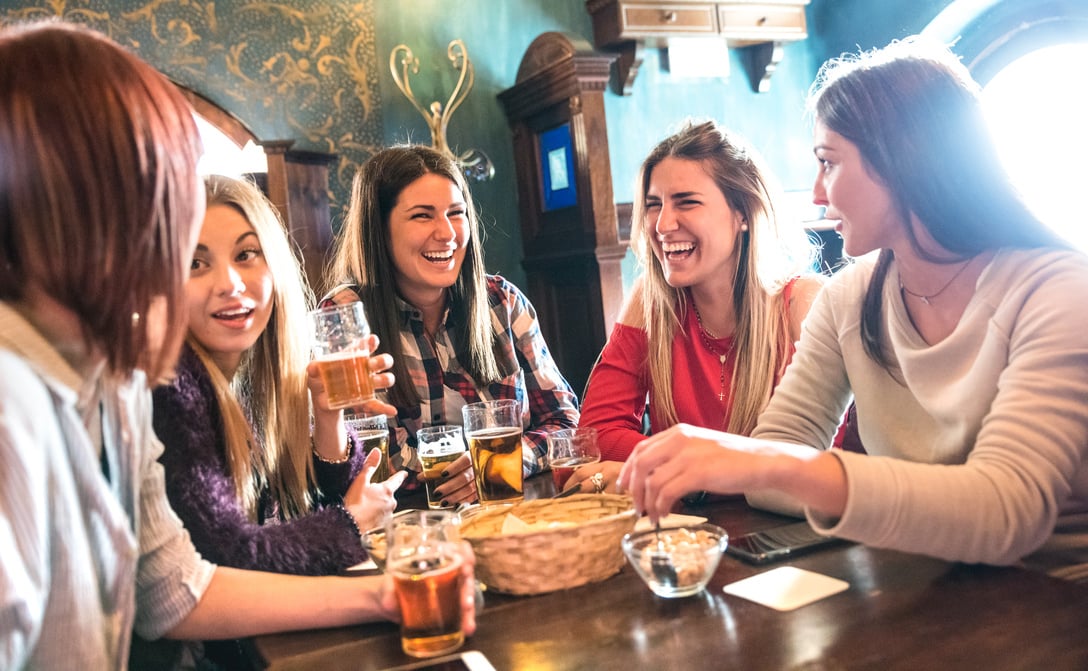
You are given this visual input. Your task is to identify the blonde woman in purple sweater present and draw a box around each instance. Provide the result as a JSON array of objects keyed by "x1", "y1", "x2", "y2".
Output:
[{"x1": 153, "y1": 175, "x2": 406, "y2": 576}]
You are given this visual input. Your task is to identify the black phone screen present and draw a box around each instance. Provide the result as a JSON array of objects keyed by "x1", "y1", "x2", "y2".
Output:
[{"x1": 725, "y1": 522, "x2": 842, "y2": 564}]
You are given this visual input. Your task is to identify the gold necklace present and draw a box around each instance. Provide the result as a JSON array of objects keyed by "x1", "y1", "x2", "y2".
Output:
[
  {"x1": 692, "y1": 302, "x2": 734, "y2": 402},
  {"x1": 899, "y1": 258, "x2": 972, "y2": 306}
]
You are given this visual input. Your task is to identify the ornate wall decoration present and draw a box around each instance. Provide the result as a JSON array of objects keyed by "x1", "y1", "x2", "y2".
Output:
[{"x1": 0, "y1": 0, "x2": 383, "y2": 216}]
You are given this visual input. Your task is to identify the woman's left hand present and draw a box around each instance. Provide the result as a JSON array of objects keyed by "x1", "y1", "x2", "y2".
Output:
[
  {"x1": 431, "y1": 452, "x2": 479, "y2": 506},
  {"x1": 563, "y1": 460, "x2": 624, "y2": 495},
  {"x1": 344, "y1": 448, "x2": 407, "y2": 530}
]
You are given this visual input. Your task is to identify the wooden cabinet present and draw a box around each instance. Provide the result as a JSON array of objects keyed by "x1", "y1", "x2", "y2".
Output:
[
  {"x1": 498, "y1": 32, "x2": 626, "y2": 397},
  {"x1": 586, "y1": 0, "x2": 809, "y2": 93}
]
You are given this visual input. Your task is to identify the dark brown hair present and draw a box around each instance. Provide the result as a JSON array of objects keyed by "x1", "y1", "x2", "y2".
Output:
[{"x1": 328, "y1": 145, "x2": 501, "y2": 408}]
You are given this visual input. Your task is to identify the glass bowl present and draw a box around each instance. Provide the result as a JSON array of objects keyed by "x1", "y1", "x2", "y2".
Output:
[{"x1": 621, "y1": 523, "x2": 729, "y2": 598}]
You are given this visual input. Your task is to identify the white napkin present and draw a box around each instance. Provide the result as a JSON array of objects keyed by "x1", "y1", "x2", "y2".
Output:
[{"x1": 723, "y1": 566, "x2": 849, "y2": 611}]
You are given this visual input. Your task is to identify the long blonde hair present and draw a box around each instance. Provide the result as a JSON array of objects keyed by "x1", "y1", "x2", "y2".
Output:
[
  {"x1": 632, "y1": 120, "x2": 816, "y2": 434},
  {"x1": 198, "y1": 174, "x2": 316, "y2": 520}
]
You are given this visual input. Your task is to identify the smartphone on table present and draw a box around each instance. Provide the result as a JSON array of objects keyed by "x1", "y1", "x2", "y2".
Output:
[
  {"x1": 379, "y1": 650, "x2": 496, "y2": 671},
  {"x1": 725, "y1": 521, "x2": 845, "y2": 565}
]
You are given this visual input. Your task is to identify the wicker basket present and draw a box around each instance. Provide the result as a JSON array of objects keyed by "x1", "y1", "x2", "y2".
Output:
[{"x1": 458, "y1": 493, "x2": 637, "y2": 595}]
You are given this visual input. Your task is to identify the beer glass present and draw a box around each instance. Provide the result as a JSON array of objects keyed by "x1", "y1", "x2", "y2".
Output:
[
  {"x1": 344, "y1": 412, "x2": 391, "y2": 482},
  {"x1": 385, "y1": 510, "x2": 466, "y2": 658},
  {"x1": 310, "y1": 302, "x2": 374, "y2": 409},
  {"x1": 546, "y1": 427, "x2": 601, "y2": 492},
  {"x1": 417, "y1": 425, "x2": 467, "y2": 510},
  {"x1": 462, "y1": 399, "x2": 524, "y2": 504}
]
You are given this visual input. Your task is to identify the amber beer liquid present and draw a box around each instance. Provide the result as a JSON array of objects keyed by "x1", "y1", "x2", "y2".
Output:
[
  {"x1": 358, "y1": 428, "x2": 391, "y2": 482},
  {"x1": 550, "y1": 455, "x2": 599, "y2": 491},
  {"x1": 419, "y1": 450, "x2": 462, "y2": 509},
  {"x1": 315, "y1": 350, "x2": 374, "y2": 409},
  {"x1": 390, "y1": 552, "x2": 465, "y2": 658},
  {"x1": 467, "y1": 427, "x2": 523, "y2": 503}
]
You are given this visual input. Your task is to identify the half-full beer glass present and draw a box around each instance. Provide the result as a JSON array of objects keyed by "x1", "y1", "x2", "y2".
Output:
[
  {"x1": 385, "y1": 510, "x2": 465, "y2": 658},
  {"x1": 462, "y1": 399, "x2": 523, "y2": 504},
  {"x1": 547, "y1": 427, "x2": 601, "y2": 492},
  {"x1": 344, "y1": 412, "x2": 391, "y2": 482},
  {"x1": 417, "y1": 425, "x2": 467, "y2": 509},
  {"x1": 310, "y1": 302, "x2": 374, "y2": 409}
]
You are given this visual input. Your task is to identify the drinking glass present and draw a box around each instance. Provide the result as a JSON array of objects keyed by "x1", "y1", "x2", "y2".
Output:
[
  {"x1": 417, "y1": 425, "x2": 467, "y2": 510},
  {"x1": 385, "y1": 510, "x2": 466, "y2": 658},
  {"x1": 310, "y1": 302, "x2": 374, "y2": 409},
  {"x1": 461, "y1": 399, "x2": 524, "y2": 504},
  {"x1": 546, "y1": 427, "x2": 601, "y2": 492},
  {"x1": 344, "y1": 412, "x2": 391, "y2": 482}
]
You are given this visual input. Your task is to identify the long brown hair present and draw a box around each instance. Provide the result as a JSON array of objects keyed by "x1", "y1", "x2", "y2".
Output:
[
  {"x1": 328, "y1": 145, "x2": 502, "y2": 409},
  {"x1": 631, "y1": 120, "x2": 816, "y2": 434},
  {"x1": 0, "y1": 20, "x2": 201, "y2": 381},
  {"x1": 808, "y1": 38, "x2": 1068, "y2": 372}
]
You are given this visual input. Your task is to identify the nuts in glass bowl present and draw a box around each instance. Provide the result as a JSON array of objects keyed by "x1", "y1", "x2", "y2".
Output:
[{"x1": 621, "y1": 523, "x2": 729, "y2": 598}]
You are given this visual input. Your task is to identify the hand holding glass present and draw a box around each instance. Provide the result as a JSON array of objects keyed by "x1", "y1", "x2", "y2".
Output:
[
  {"x1": 417, "y1": 425, "x2": 467, "y2": 510},
  {"x1": 310, "y1": 302, "x2": 374, "y2": 409},
  {"x1": 385, "y1": 510, "x2": 466, "y2": 658},
  {"x1": 462, "y1": 399, "x2": 524, "y2": 504},
  {"x1": 547, "y1": 427, "x2": 601, "y2": 492}
]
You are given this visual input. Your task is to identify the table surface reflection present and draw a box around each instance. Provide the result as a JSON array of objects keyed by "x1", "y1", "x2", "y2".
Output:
[{"x1": 248, "y1": 476, "x2": 1088, "y2": 670}]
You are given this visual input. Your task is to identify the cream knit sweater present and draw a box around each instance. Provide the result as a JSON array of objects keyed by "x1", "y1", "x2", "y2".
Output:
[{"x1": 751, "y1": 248, "x2": 1088, "y2": 579}]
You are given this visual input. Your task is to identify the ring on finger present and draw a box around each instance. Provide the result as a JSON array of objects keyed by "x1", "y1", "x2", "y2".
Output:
[{"x1": 589, "y1": 472, "x2": 605, "y2": 494}]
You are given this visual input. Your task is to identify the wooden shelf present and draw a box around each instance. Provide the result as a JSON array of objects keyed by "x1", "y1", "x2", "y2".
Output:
[{"x1": 586, "y1": 0, "x2": 809, "y2": 94}]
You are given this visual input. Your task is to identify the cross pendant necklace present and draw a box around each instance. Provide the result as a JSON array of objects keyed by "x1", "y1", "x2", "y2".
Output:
[{"x1": 692, "y1": 302, "x2": 734, "y2": 403}]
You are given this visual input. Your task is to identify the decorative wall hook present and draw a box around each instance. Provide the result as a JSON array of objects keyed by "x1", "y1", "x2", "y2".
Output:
[{"x1": 390, "y1": 39, "x2": 494, "y2": 182}]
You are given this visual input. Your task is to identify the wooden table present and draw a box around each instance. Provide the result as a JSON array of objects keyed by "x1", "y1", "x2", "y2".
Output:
[{"x1": 248, "y1": 477, "x2": 1088, "y2": 670}]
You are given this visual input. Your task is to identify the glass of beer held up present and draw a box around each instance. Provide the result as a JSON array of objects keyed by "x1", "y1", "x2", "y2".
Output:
[
  {"x1": 417, "y1": 425, "x2": 467, "y2": 510},
  {"x1": 462, "y1": 399, "x2": 524, "y2": 504},
  {"x1": 385, "y1": 510, "x2": 466, "y2": 658},
  {"x1": 310, "y1": 302, "x2": 374, "y2": 409}
]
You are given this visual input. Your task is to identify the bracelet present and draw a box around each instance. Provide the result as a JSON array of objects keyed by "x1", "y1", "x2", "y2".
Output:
[
  {"x1": 337, "y1": 503, "x2": 364, "y2": 539},
  {"x1": 312, "y1": 436, "x2": 353, "y2": 464}
]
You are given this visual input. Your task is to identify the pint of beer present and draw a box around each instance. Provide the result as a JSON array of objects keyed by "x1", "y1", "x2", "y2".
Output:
[
  {"x1": 345, "y1": 412, "x2": 391, "y2": 482},
  {"x1": 417, "y1": 425, "x2": 466, "y2": 509},
  {"x1": 385, "y1": 510, "x2": 465, "y2": 658},
  {"x1": 462, "y1": 399, "x2": 524, "y2": 504},
  {"x1": 310, "y1": 302, "x2": 374, "y2": 409}
]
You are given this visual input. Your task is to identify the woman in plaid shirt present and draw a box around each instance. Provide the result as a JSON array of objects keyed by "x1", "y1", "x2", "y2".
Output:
[{"x1": 324, "y1": 145, "x2": 579, "y2": 506}]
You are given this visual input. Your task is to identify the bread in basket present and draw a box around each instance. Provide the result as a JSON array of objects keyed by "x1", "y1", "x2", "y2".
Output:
[{"x1": 458, "y1": 493, "x2": 636, "y2": 595}]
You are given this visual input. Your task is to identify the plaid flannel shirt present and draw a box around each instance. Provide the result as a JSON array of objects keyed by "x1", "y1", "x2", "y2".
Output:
[{"x1": 327, "y1": 275, "x2": 579, "y2": 477}]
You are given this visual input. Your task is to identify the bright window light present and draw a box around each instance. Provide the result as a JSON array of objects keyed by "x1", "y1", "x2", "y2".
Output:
[
  {"x1": 193, "y1": 113, "x2": 267, "y2": 177},
  {"x1": 981, "y1": 43, "x2": 1088, "y2": 250}
]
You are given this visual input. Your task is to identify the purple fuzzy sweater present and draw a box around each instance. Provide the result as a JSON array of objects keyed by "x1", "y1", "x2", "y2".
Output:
[{"x1": 152, "y1": 346, "x2": 368, "y2": 575}]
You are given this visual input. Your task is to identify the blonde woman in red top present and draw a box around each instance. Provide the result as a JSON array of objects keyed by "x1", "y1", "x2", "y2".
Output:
[{"x1": 571, "y1": 120, "x2": 824, "y2": 494}]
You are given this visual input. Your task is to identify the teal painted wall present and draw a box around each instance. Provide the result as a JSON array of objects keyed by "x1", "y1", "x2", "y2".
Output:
[
  {"x1": 2, "y1": 0, "x2": 966, "y2": 289},
  {"x1": 372, "y1": 0, "x2": 594, "y2": 286}
]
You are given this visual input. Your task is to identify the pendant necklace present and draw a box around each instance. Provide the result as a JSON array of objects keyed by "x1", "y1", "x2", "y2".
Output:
[
  {"x1": 899, "y1": 258, "x2": 972, "y2": 306},
  {"x1": 692, "y1": 302, "x2": 734, "y2": 402}
]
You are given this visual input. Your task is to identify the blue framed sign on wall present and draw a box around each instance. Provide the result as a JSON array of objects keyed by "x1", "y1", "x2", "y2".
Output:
[{"x1": 539, "y1": 122, "x2": 578, "y2": 212}]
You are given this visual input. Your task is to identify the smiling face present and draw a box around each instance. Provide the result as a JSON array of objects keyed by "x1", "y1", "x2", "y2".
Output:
[
  {"x1": 812, "y1": 122, "x2": 903, "y2": 258},
  {"x1": 387, "y1": 172, "x2": 470, "y2": 308},
  {"x1": 645, "y1": 156, "x2": 745, "y2": 290},
  {"x1": 186, "y1": 203, "x2": 274, "y2": 377}
]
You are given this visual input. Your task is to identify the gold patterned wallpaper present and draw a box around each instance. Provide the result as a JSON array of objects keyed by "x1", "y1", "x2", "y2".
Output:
[{"x1": 1, "y1": 0, "x2": 383, "y2": 215}]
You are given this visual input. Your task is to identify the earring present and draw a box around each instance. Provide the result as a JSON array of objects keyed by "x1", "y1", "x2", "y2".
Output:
[{"x1": 740, "y1": 224, "x2": 749, "y2": 231}]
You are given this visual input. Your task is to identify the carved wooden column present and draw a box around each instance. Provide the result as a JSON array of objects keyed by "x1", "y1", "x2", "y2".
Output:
[
  {"x1": 261, "y1": 141, "x2": 338, "y2": 294},
  {"x1": 498, "y1": 32, "x2": 625, "y2": 397}
]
